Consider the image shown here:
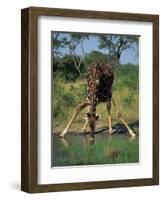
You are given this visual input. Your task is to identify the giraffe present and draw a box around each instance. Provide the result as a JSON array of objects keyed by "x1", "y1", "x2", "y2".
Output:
[{"x1": 59, "y1": 62, "x2": 136, "y2": 139}]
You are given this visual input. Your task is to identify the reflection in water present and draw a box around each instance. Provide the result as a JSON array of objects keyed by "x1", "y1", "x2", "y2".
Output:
[
  {"x1": 52, "y1": 130, "x2": 139, "y2": 167},
  {"x1": 58, "y1": 132, "x2": 137, "y2": 148},
  {"x1": 60, "y1": 138, "x2": 69, "y2": 148},
  {"x1": 128, "y1": 136, "x2": 136, "y2": 142}
]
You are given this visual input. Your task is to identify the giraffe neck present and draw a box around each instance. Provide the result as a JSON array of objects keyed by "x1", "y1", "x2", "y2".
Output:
[{"x1": 90, "y1": 67, "x2": 97, "y2": 115}]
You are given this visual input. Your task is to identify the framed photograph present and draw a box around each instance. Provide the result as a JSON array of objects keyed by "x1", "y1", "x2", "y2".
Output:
[{"x1": 21, "y1": 7, "x2": 159, "y2": 193}]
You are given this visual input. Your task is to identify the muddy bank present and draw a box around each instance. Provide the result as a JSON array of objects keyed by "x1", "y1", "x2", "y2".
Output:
[{"x1": 53, "y1": 120, "x2": 139, "y2": 136}]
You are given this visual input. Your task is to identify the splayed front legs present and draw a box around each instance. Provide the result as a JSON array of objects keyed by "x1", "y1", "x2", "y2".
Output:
[{"x1": 60, "y1": 98, "x2": 135, "y2": 138}]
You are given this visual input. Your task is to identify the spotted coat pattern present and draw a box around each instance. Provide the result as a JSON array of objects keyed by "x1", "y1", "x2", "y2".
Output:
[{"x1": 87, "y1": 62, "x2": 114, "y2": 106}]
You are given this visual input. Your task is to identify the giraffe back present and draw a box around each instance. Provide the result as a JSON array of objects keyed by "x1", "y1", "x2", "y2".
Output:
[{"x1": 87, "y1": 62, "x2": 114, "y2": 103}]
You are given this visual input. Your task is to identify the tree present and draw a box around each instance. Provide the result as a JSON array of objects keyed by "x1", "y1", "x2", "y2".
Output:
[
  {"x1": 62, "y1": 33, "x2": 89, "y2": 76},
  {"x1": 52, "y1": 33, "x2": 90, "y2": 76},
  {"x1": 52, "y1": 32, "x2": 65, "y2": 57},
  {"x1": 98, "y1": 35, "x2": 139, "y2": 71},
  {"x1": 52, "y1": 32, "x2": 66, "y2": 73}
]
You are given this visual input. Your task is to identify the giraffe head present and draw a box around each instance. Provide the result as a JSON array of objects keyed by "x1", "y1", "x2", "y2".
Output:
[{"x1": 86, "y1": 112, "x2": 99, "y2": 121}]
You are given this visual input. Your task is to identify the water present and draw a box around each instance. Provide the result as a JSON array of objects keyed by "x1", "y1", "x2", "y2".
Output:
[{"x1": 52, "y1": 130, "x2": 139, "y2": 167}]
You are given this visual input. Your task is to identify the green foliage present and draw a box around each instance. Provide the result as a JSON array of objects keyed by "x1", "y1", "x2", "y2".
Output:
[
  {"x1": 53, "y1": 78, "x2": 87, "y2": 127},
  {"x1": 52, "y1": 32, "x2": 139, "y2": 81},
  {"x1": 117, "y1": 64, "x2": 139, "y2": 89},
  {"x1": 84, "y1": 51, "x2": 108, "y2": 64},
  {"x1": 53, "y1": 55, "x2": 86, "y2": 81},
  {"x1": 113, "y1": 64, "x2": 138, "y2": 108}
]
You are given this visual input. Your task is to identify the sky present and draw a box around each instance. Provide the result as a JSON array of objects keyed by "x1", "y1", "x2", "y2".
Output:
[{"x1": 52, "y1": 32, "x2": 139, "y2": 65}]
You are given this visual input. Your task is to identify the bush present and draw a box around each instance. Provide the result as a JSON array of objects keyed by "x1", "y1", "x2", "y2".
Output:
[
  {"x1": 53, "y1": 55, "x2": 86, "y2": 81},
  {"x1": 53, "y1": 79, "x2": 87, "y2": 127}
]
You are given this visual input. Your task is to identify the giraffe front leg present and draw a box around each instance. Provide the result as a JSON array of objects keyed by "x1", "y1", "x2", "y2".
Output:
[
  {"x1": 59, "y1": 101, "x2": 90, "y2": 138},
  {"x1": 119, "y1": 116, "x2": 136, "y2": 137},
  {"x1": 106, "y1": 100, "x2": 114, "y2": 135},
  {"x1": 87, "y1": 104, "x2": 96, "y2": 140},
  {"x1": 86, "y1": 105, "x2": 96, "y2": 141},
  {"x1": 59, "y1": 112, "x2": 77, "y2": 138},
  {"x1": 111, "y1": 99, "x2": 136, "y2": 137},
  {"x1": 83, "y1": 118, "x2": 88, "y2": 133},
  {"x1": 82, "y1": 106, "x2": 92, "y2": 133},
  {"x1": 87, "y1": 115, "x2": 96, "y2": 141}
]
